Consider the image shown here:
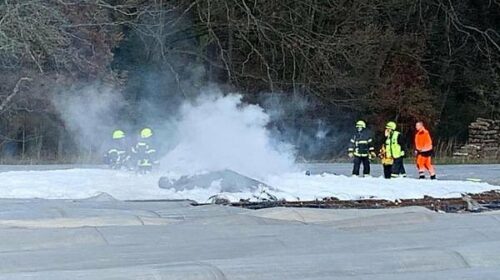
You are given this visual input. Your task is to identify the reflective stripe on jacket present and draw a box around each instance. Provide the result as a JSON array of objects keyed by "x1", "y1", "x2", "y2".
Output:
[{"x1": 348, "y1": 129, "x2": 374, "y2": 157}]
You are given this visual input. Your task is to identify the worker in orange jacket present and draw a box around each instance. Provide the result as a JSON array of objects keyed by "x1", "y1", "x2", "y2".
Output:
[{"x1": 414, "y1": 121, "x2": 436, "y2": 179}]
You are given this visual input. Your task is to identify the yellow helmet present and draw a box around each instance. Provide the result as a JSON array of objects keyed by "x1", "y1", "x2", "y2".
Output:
[
  {"x1": 112, "y1": 129, "x2": 125, "y2": 139},
  {"x1": 140, "y1": 127, "x2": 153, "y2": 139},
  {"x1": 385, "y1": 121, "x2": 397, "y2": 130},
  {"x1": 355, "y1": 120, "x2": 366, "y2": 128}
]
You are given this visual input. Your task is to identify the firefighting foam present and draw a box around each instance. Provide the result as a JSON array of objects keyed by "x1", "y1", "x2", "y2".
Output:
[{"x1": 0, "y1": 167, "x2": 496, "y2": 203}]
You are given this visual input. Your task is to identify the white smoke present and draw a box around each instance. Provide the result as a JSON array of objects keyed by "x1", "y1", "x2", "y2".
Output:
[
  {"x1": 52, "y1": 84, "x2": 125, "y2": 154},
  {"x1": 53, "y1": 84, "x2": 296, "y2": 177},
  {"x1": 161, "y1": 93, "x2": 296, "y2": 179}
]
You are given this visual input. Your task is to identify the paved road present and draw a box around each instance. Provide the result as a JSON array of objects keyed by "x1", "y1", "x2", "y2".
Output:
[
  {"x1": 300, "y1": 163, "x2": 500, "y2": 185},
  {"x1": 1, "y1": 163, "x2": 498, "y2": 184},
  {"x1": 0, "y1": 164, "x2": 498, "y2": 279},
  {"x1": 0, "y1": 164, "x2": 106, "y2": 172},
  {"x1": 0, "y1": 196, "x2": 500, "y2": 279}
]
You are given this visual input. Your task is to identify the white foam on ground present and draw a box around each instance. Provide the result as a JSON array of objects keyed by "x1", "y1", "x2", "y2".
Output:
[
  {"x1": 0, "y1": 168, "x2": 496, "y2": 203},
  {"x1": 264, "y1": 173, "x2": 497, "y2": 201}
]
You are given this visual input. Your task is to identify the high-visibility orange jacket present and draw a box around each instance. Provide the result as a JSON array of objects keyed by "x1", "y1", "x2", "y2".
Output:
[{"x1": 415, "y1": 128, "x2": 433, "y2": 152}]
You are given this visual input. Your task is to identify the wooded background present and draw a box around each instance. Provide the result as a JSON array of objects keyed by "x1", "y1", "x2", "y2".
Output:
[{"x1": 0, "y1": 0, "x2": 499, "y2": 162}]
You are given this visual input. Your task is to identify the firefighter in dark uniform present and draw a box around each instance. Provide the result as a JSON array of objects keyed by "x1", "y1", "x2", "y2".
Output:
[
  {"x1": 348, "y1": 120, "x2": 376, "y2": 177},
  {"x1": 131, "y1": 127, "x2": 158, "y2": 173},
  {"x1": 105, "y1": 129, "x2": 130, "y2": 169}
]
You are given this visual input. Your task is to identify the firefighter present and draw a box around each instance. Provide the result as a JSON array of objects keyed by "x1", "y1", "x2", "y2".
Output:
[
  {"x1": 414, "y1": 121, "x2": 436, "y2": 179},
  {"x1": 384, "y1": 121, "x2": 407, "y2": 178},
  {"x1": 105, "y1": 129, "x2": 130, "y2": 169},
  {"x1": 348, "y1": 120, "x2": 376, "y2": 177},
  {"x1": 131, "y1": 127, "x2": 158, "y2": 173}
]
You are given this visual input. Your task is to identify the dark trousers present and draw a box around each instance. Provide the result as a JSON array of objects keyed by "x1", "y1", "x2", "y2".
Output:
[
  {"x1": 352, "y1": 156, "x2": 370, "y2": 176},
  {"x1": 383, "y1": 164, "x2": 392, "y2": 179},
  {"x1": 391, "y1": 157, "x2": 406, "y2": 177}
]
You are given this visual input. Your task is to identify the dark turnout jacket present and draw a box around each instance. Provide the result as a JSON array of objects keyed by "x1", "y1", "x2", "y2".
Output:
[{"x1": 348, "y1": 129, "x2": 375, "y2": 157}]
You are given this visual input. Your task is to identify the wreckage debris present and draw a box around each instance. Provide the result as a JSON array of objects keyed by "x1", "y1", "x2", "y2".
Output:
[
  {"x1": 158, "y1": 169, "x2": 274, "y2": 192},
  {"x1": 193, "y1": 190, "x2": 500, "y2": 213}
]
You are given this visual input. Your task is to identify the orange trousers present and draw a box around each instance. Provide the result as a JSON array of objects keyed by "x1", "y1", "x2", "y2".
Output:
[{"x1": 416, "y1": 154, "x2": 435, "y2": 176}]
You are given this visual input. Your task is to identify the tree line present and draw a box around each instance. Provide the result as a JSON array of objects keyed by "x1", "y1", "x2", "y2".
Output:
[{"x1": 0, "y1": 0, "x2": 498, "y2": 161}]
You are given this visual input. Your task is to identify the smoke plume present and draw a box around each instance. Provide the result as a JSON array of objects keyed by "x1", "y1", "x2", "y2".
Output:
[{"x1": 160, "y1": 91, "x2": 296, "y2": 179}]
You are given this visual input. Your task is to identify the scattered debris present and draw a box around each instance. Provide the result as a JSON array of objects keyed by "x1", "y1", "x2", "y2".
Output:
[
  {"x1": 462, "y1": 194, "x2": 485, "y2": 212},
  {"x1": 158, "y1": 169, "x2": 275, "y2": 192},
  {"x1": 252, "y1": 188, "x2": 279, "y2": 202},
  {"x1": 208, "y1": 194, "x2": 231, "y2": 205},
  {"x1": 193, "y1": 190, "x2": 500, "y2": 213}
]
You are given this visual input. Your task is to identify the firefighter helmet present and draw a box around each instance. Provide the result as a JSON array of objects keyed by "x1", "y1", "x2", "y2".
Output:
[
  {"x1": 386, "y1": 121, "x2": 397, "y2": 130},
  {"x1": 356, "y1": 120, "x2": 366, "y2": 128},
  {"x1": 140, "y1": 127, "x2": 153, "y2": 139},
  {"x1": 112, "y1": 129, "x2": 125, "y2": 139}
]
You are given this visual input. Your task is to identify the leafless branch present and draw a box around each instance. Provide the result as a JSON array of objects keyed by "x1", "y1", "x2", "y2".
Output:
[{"x1": 0, "y1": 77, "x2": 32, "y2": 113}]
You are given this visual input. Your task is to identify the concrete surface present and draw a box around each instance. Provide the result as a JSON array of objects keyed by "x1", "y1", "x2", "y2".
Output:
[
  {"x1": 0, "y1": 194, "x2": 499, "y2": 279},
  {"x1": 300, "y1": 163, "x2": 500, "y2": 185},
  {"x1": 2, "y1": 163, "x2": 498, "y2": 184}
]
